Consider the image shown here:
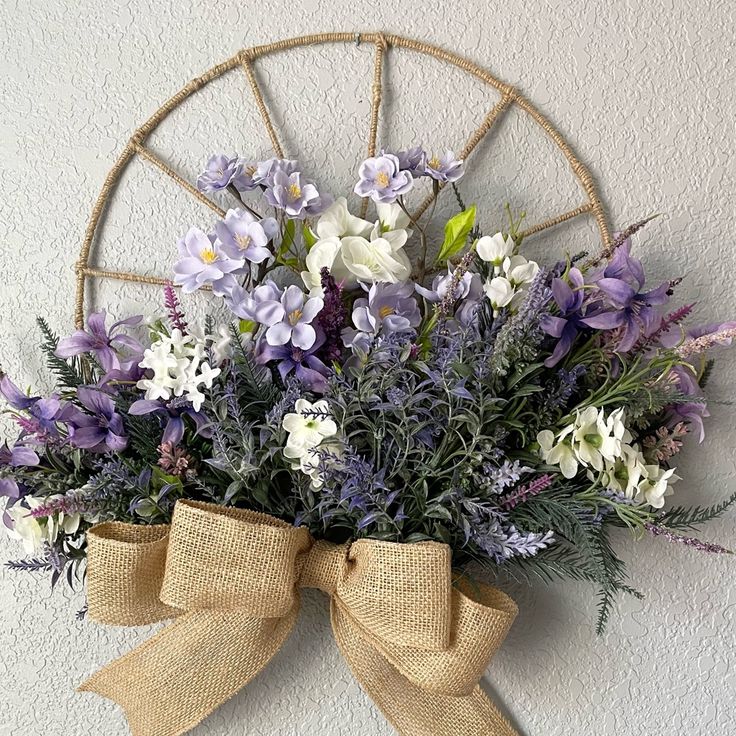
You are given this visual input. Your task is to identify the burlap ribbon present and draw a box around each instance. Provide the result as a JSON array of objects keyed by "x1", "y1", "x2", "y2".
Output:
[{"x1": 79, "y1": 499, "x2": 519, "y2": 736}]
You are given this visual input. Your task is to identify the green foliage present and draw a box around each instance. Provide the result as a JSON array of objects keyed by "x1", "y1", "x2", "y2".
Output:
[
  {"x1": 436, "y1": 204, "x2": 476, "y2": 263},
  {"x1": 36, "y1": 316, "x2": 91, "y2": 389},
  {"x1": 657, "y1": 490, "x2": 736, "y2": 530}
]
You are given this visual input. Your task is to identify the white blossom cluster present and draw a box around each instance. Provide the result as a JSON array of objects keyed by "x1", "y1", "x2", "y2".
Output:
[
  {"x1": 537, "y1": 407, "x2": 679, "y2": 508},
  {"x1": 137, "y1": 328, "x2": 222, "y2": 411},
  {"x1": 475, "y1": 232, "x2": 540, "y2": 313},
  {"x1": 281, "y1": 399, "x2": 338, "y2": 488}
]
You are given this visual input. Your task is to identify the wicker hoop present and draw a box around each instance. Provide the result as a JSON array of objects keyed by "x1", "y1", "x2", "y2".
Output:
[{"x1": 73, "y1": 31, "x2": 613, "y2": 328}]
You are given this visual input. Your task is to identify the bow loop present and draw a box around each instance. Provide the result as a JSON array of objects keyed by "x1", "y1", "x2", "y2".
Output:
[
  {"x1": 160, "y1": 501, "x2": 310, "y2": 617},
  {"x1": 338, "y1": 539, "x2": 453, "y2": 651}
]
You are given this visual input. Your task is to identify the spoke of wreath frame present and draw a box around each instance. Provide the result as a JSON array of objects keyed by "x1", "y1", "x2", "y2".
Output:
[
  {"x1": 518, "y1": 202, "x2": 594, "y2": 239},
  {"x1": 240, "y1": 54, "x2": 285, "y2": 159},
  {"x1": 411, "y1": 91, "x2": 514, "y2": 220},
  {"x1": 360, "y1": 37, "x2": 387, "y2": 218},
  {"x1": 132, "y1": 141, "x2": 226, "y2": 217}
]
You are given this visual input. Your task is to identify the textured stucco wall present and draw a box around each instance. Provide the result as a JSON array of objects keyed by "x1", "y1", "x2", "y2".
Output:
[{"x1": 1, "y1": 1, "x2": 735, "y2": 734}]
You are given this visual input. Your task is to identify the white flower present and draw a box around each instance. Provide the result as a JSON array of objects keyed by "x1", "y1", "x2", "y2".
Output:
[
  {"x1": 571, "y1": 406, "x2": 618, "y2": 472},
  {"x1": 503, "y1": 255, "x2": 540, "y2": 286},
  {"x1": 5, "y1": 504, "x2": 44, "y2": 554},
  {"x1": 314, "y1": 197, "x2": 373, "y2": 240},
  {"x1": 137, "y1": 329, "x2": 220, "y2": 410},
  {"x1": 340, "y1": 232, "x2": 411, "y2": 284},
  {"x1": 301, "y1": 199, "x2": 411, "y2": 295},
  {"x1": 538, "y1": 427, "x2": 578, "y2": 479},
  {"x1": 210, "y1": 324, "x2": 233, "y2": 365},
  {"x1": 476, "y1": 232, "x2": 515, "y2": 267},
  {"x1": 376, "y1": 202, "x2": 411, "y2": 232},
  {"x1": 635, "y1": 465, "x2": 679, "y2": 509},
  {"x1": 600, "y1": 444, "x2": 648, "y2": 498},
  {"x1": 483, "y1": 276, "x2": 515, "y2": 313},
  {"x1": 282, "y1": 399, "x2": 338, "y2": 460},
  {"x1": 292, "y1": 441, "x2": 342, "y2": 489}
]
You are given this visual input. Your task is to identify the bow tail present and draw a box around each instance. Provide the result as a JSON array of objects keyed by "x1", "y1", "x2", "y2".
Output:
[
  {"x1": 330, "y1": 601, "x2": 518, "y2": 736},
  {"x1": 79, "y1": 607, "x2": 299, "y2": 736}
]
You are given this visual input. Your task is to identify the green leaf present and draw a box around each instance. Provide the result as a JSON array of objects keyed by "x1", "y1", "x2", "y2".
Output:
[
  {"x1": 239, "y1": 319, "x2": 257, "y2": 334},
  {"x1": 436, "y1": 204, "x2": 476, "y2": 263},
  {"x1": 277, "y1": 219, "x2": 297, "y2": 262},
  {"x1": 303, "y1": 223, "x2": 318, "y2": 251}
]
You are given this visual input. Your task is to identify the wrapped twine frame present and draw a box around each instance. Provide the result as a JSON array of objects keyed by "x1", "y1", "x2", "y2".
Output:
[{"x1": 73, "y1": 31, "x2": 614, "y2": 328}]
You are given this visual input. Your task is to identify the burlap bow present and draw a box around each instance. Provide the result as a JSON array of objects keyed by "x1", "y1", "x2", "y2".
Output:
[{"x1": 79, "y1": 499, "x2": 519, "y2": 736}]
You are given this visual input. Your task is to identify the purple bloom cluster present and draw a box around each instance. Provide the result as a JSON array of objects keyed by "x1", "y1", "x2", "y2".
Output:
[{"x1": 353, "y1": 146, "x2": 464, "y2": 204}]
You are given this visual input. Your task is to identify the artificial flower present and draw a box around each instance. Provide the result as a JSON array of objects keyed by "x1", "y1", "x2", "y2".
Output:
[
  {"x1": 172, "y1": 227, "x2": 243, "y2": 295},
  {"x1": 354, "y1": 154, "x2": 413, "y2": 203},
  {"x1": 424, "y1": 150, "x2": 464, "y2": 183},
  {"x1": 215, "y1": 208, "x2": 278, "y2": 264}
]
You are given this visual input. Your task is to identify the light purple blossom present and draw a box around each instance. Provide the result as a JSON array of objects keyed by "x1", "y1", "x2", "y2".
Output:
[
  {"x1": 256, "y1": 334, "x2": 330, "y2": 393},
  {"x1": 214, "y1": 208, "x2": 278, "y2": 264},
  {"x1": 354, "y1": 154, "x2": 413, "y2": 204},
  {"x1": 65, "y1": 387, "x2": 127, "y2": 453},
  {"x1": 226, "y1": 281, "x2": 284, "y2": 323},
  {"x1": 230, "y1": 159, "x2": 260, "y2": 192},
  {"x1": 343, "y1": 282, "x2": 420, "y2": 348},
  {"x1": 173, "y1": 227, "x2": 244, "y2": 295},
  {"x1": 196, "y1": 154, "x2": 240, "y2": 193},
  {"x1": 425, "y1": 150, "x2": 464, "y2": 183},
  {"x1": 56, "y1": 312, "x2": 143, "y2": 373},
  {"x1": 264, "y1": 170, "x2": 329, "y2": 219},
  {"x1": 254, "y1": 158, "x2": 298, "y2": 187},
  {"x1": 393, "y1": 146, "x2": 427, "y2": 176},
  {"x1": 264, "y1": 285, "x2": 324, "y2": 350}
]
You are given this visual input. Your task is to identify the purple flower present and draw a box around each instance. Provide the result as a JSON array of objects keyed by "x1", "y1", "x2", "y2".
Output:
[
  {"x1": 588, "y1": 277, "x2": 670, "y2": 352},
  {"x1": 128, "y1": 398, "x2": 212, "y2": 445},
  {"x1": 257, "y1": 334, "x2": 330, "y2": 393},
  {"x1": 231, "y1": 159, "x2": 260, "y2": 192},
  {"x1": 425, "y1": 150, "x2": 464, "y2": 183},
  {"x1": 668, "y1": 401, "x2": 709, "y2": 443},
  {"x1": 540, "y1": 268, "x2": 587, "y2": 367},
  {"x1": 65, "y1": 387, "x2": 127, "y2": 453},
  {"x1": 226, "y1": 280, "x2": 284, "y2": 323},
  {"x1": 254, "y1": 158, "x2": 298, "y2": 187},
  {"x1": 264, "y1": 285, "x2": 324, "y2": 350},
  {"x1": 354, "y1": 154, "x2": 413, "y2": 204},
  {"x1": 393, "y1": 146, "x2": 427, "y2": 176},
  {"x1": 56, "y1": 311, "x2": 143, "y2": 373},
  {"x1": 264, "y1": 170, "x2": 329, "y2": 219},
  {"x1": 0, "y1": 376, "x2": 63, "y2": 438},
  {"x1": 173, "y1": 227, "x2": 244, "y2": 295},
  {"x1": 197, "y1": 154, "x2": 241, "y2": 193},
  {"x1": 589, "y1": 237, "x2": 644, "y2": 286},
  {"x1": 343, "y1": 282, "x2": 420, "y2": 348},
  {"x1": 0, "y1": 442, "x2": 40, "y2": 468},
  {"x1": 214, "y1": 208, "x2": 278, "y2": 264}
]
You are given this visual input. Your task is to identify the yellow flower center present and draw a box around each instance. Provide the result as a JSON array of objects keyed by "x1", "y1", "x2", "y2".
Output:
[
  {"x1": 235, "y1": 234, "x2": 252, "y2": 251},
  {"x1": 375, "y1": 171, "x2": 390, "y2": 188},
  {"x1": 288, "y1": 308, "x2": 303, "y2": 325},
  {"x1": 379, "y1": 305, "x2": 395, "y2": 319},
  {"x1": 245, "y1": 164, "x2": 257, "y2": 175},
  {"x1": 200, "y1": 248, "x2": 218, "y2": 264},
  {"x1": 428, "y1": 157, "x2": 441, "y2": 169},
  {"x1": 288, "y1": 183, "x2": 302, "y2": 200}
]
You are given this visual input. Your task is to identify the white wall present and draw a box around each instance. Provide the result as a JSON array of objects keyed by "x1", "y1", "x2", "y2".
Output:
[{"x1": 1, "y1": 1, "x2": 734, "y2": 734}]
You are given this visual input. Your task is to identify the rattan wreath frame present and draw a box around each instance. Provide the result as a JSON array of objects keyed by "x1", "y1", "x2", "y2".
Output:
[{"x1": 73, "y1": 31, "x2": 614, "y2": 328}]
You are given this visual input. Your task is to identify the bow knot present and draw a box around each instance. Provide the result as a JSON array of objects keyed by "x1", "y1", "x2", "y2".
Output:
[{"x1": 80, "y1": 499, "x2": 519, "y2": 736}]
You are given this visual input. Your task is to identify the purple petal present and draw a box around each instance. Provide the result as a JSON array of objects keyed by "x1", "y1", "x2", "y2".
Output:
[
  {"x1": 11, "y1": 447, "x2": 40, "y2": 467},
  {"x1": 0, "y1": 376, "x2": 36, "y2": 409},
  {"x1": 540, "y1": 315, "x2": 568, "y2": 338},
  {"x1": 128, "y1": 399, "x2": 164, "y2": 416},
  {"x1": 71, "y1": 426, "x2": 106, "y2": 449},
  {"x1": 551, "y1": 278, "x2": 574, "y2": 312},
  {"x1": 77, "y1": 387, "x2": 115, "y2": 416},
  {"x1": 597, "y1": 278, "x2": 636, "y2": 306},
  {"x1": 55, "y1": 332, "x2": 95, "y2": 358},
  {"x1": 163, "y1": 416, "x2": 185, "y2": 445},
  {"x1": 291, "y1": 323, "x2": 316, "y2": 350},
  {"x1": 266, "y1": 322, "x2": 293, "y2": 346},
  {"x1": 580, "y1": 310, "x2": 626, "y2": 330},
  {"x1": 86, "y1": 311, "x2": 108, "y2": 339}
]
